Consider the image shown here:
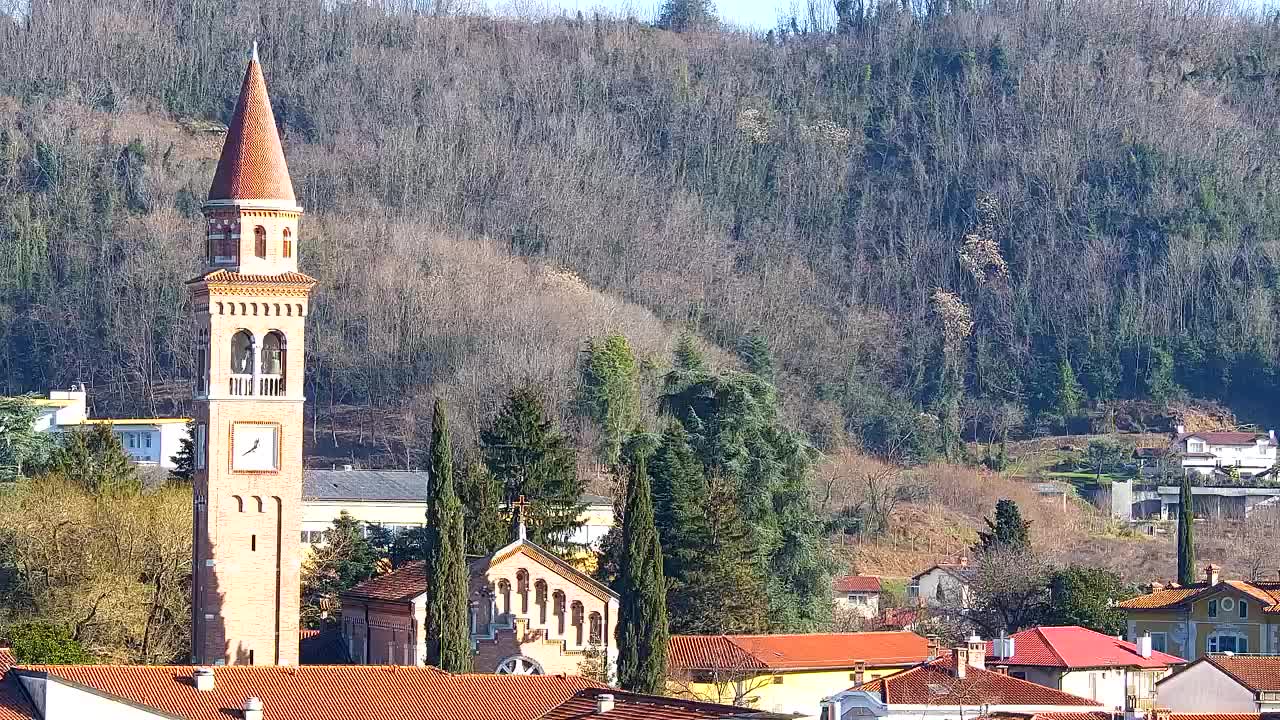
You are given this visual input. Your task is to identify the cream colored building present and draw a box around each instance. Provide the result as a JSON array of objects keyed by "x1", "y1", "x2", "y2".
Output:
[
  {"x1": 28, "y1": 387, "x2": 190, "y2": 470},
  {"x1": 302, "y1": 467, "x2": 615, "y2": 548}
]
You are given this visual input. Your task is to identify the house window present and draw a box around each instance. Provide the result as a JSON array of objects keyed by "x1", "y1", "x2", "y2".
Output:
[
  {"x1": 1188, "y1": 440, "x2": 1205, "y2": 453},
  {"x1": 1150, "y1": 633, "x2": 1168, "y2": 653},
  {"x1": 1208, "y1": 599, "x2": 1218, "y2": 618},
  {"x1": 1011, "y1": 671, "x2": 1028, "y2": 680},
  {"x1": 144, "y1": 433, "x2": 151, "y2": 449},
  {"x1": 254, "y1": 226, "x2": 267, "y2": 258},
  {"x1": 1241, "y1": 601, "x2": 1249, "y2": 619},
  {"x1": 1208, "y1": 632, "x2": 1247, "y2": 654},
  {"x1": 283, "y1": 228, "x2": 292, "y2": 258}
]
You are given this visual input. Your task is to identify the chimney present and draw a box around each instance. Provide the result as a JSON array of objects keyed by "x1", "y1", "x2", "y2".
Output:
[
  {"x1": 994, "y1": 665, "x2": 1008, "y2": 675},
  {"x1": 595, "y1": 693, "x2": 615, "y2": 714},
  {"x1": 1269, "y1": 430, "x2": 1276, "y2": 443},
  {"x1": 1137, "y1": 634, "x2": 1153, "y2": 659},
  {"x1": 243, "y1": 697, "x2": 263, "y2": 720},
  {"x1": 927, "y1": 635, "x2": 941, "y2": 660},
  {"x1": 1154, "y1": 708, "x2": 1172, "y2": 720},
  {"x1": 193, "y1": 667, "x2": 214, "y2": 691},
  {"x1": 854, "y1": 660, "x2": 867, "y2": 685},
  {"x1": 952, "y1": 647, "x2": 968, "y2": 679},
  {"x1": 1175, "y1": 424, "x2": 1185, "y2": 435},
  {"x1": 1149, "y1": 581, "x2": 1164, "y2": 593},
  {"x1": 966, "y1": 635, "x2": 986, "y2": 670},
  {"x1": 1205, "y1": 564, "x2": 1220, "y2": 586}
]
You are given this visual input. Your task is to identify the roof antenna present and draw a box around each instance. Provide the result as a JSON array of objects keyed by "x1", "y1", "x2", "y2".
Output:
[{"x1": 251, "y1": 41, "x2": 259, "y2": 63}]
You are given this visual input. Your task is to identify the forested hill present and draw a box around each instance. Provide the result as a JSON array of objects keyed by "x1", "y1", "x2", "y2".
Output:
[{"x1": 2, "y1": 0, "x2": 1280, "y2": 462}]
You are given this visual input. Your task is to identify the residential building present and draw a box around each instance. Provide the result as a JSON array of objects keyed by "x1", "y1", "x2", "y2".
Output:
[
  {"x1": 667, "y1": 630, "x2": 931, "y2": 718},
  {"x1": 0, "y1": 659, "x2": 785, "y2": 719},
  {"x1": 27, "y1": 387, "x2": 190, "y2": 470},
  {"x1": 301, "y1": 467, "x2": 614, "y2": 550},
  {"x1": 984, "y1": 626, "x2": 1186, "y2": 711},
  {"x1": 833, "y1": 575, "x2": 882, "y2": 619},
  {"x1": 908, "y1": 558, "x2": 974, "y2": 609},
  {"x1": 823, "y1": 643, "x2": 1106, "y2": 720},
  {"x1": 187, "y1": 44, "x2": 314, "y2": 667},
  {"x1": 1118, "y1": 565, "x2": 1280, "y2": 660},
  {"x1": 1170, "y1": 427, "x2": 1278, "y2": 480},
  {"x1": 1157, "y1": 654, "x2": 1280, "y2": 714},
  {"x1": 340, "y1": 521, "x2": 619, "y2": 677}
]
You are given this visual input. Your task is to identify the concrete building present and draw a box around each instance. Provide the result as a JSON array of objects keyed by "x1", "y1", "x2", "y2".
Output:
[{"x1": 28, "y1": 387, "x2": 190, "y2": 470}]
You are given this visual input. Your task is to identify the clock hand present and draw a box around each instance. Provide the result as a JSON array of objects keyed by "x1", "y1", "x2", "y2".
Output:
[{"x1": 242, "y1": 439, "x2": 261, "y2": 456}]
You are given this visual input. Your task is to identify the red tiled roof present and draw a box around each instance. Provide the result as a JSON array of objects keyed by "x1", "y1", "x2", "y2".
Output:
[
  {"x1": 1169, "y1": 715, "x2": 1266, "y2": 720},
  {"x1": 856, "y1": 658, "x2": 1103, "y2": 706},
  {"x1": 188, "y1": 269, "x2": 318, "y2": 286},
  {"x1": 988, "y1": 626, "x2": 1185, "y2": 669},
  {"x1": 0, "y1": 651, "x2": 34, "y2": 720},
  {"x1": 1206, "y1": 654, "x2": 1280, "y2": 691},
  {"x1": 1178, "y1": 431, "x2": 1267, "y2": 445},
  {"x1": 18, "y1": 665, "x2": 603, "y2": 720},
  {"x1": 977, "y1": 712, "x2": 1112, "y2": 720},
  {"x1": 834, "y1": 575, "x2": 882, "y2": 593},
  {"x1": 343, "y1": 560, "x2": 429, "y2": 602},
  {"x1": 541, "y1": 687, "x2": 778, "y2": 719},
  {"x1": 208, "y1": 50, "x2": 295, "y2": 202},
  {"x1": 670, "y1": 631, "x2": 928, "y2": 672},
  {"x1": 876, "y1": 607, "x2": 921, "y2": 630}
]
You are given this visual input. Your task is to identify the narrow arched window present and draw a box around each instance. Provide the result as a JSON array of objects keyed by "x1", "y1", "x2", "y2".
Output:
[
  {"x1": 516, "y1": 570, "x2": 530, "y2": 615},
  {"x1": 282, "y1": 228, "x2": 292, "y2": 258},
  {"x1": 260, "y1": 331, "x2": 286, "y2": 396},
  {"x1": 254, "y1": 226, "x2": 267, "y2": 258},
  {"x1": 552, "y1": 591, "x2": 566, "y2": 636},
  {"x1": 588, "y1": 612, "x2": 602, "y2": 645},
  {"x1": 570, "y1": 602, "x2": 585, "y2": 646},
  {"x1": 498, "y1": 580, "x2": 512, "y2": 618},
  {"x1": 535, "y1": 580, "x2": 548, "y2": 625},
  {"x1": 231, "y1": 331, "x2": 253, "y2": 374}
]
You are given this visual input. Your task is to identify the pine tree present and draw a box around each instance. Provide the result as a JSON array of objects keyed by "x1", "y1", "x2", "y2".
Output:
[
  {"x1": 53, "y1": 423, "x2": 139, "y2": 494},
  {"x1": 480, "y1": 385, "x2": 585, "y2": 556},
  {"x1": 975, "y1": 498, "x2": 1031, "y2": 554},
  {"x1": 672, "y1": 332, "x2": 707, "y2": 372},
  {"x1": 168, "y1": 421, "x2": 195, "y2": 482},
  {"x1": 424, "y1": 399, "x2": 471, "y2": 672},
  {"x1": 736, "y1": 334, "x2": 774, "y2": 381},
  {"x1": 575, "y1": 333, "x2": 640, "y2": 466},
  {"x1": 459, "y1": 459, "x2": 506, "y2": 556},
  {"x1": 616, "y1": 443, "x2": 669, "y2": 694},
  {"x1": 1178, "y1": 472, "x2": 1195, "y2": 585},
  {"x1": 1053, "y1": 357, "x2": 1084, "y2": 420}
]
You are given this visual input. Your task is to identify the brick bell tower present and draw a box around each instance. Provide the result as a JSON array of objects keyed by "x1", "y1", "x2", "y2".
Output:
[{"x1": 188, "y1": 43, "x2": 314, "y2": 666}]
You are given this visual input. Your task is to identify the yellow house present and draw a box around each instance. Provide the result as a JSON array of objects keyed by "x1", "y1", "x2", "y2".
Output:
[
  {"x1": 667, "y1": 630, "x2": 930, "y2": 719},
  {"x1": 1118, "y1": 564, "x2": 1280, "y2": 660}
]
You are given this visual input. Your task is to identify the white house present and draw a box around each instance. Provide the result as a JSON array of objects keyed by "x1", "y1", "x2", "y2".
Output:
[
  {"x1": 27, "y1": 387, "x2": 189, "y2": 470},
  {"x1": 302, "y1": 467, "x2": 615, "y2": 549},
  {"x1": 1172, "y1": 427, "x2": 1277, "y2": 479},
  {"x1": 833, "y1": 575, "x2": 882, "y2": 619},
  {"x1": 1157, "y1": 654, "x2": 1280, "y2": 714},
  {"x1": 908, "y1": 558, "x2": 974, "y2": 609},
  {"x1": 823, "y1": 641, "x2": 1106, "y2": 720}
]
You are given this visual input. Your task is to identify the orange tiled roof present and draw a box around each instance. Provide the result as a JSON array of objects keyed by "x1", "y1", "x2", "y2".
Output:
[
  {"x1": 1119, "y1": 580, "x2": 1280, "y2": 613},
  {"x1": 670, "y1": 631, "x2": 929, "y2": 672},
  {"x1": 0, "y1": 650, "x2": 33, "y2": 720},
  {"x1": 188, "y1": 269, "x2": 318, "y2": 286},
  {"x1": 834, "y1": 575, "x2": 882, "y2": 593},
  {"x1": 16, "y1": 664, "x2": 603, "y2": 720},
  {"x1": 1169, "y1": 715, "x2": 1267, "y2": 720},
  {"x1": 856, "y1": 657, "x2": 1103, "y2": 706},
  {"x1": 1206, "y1": 654, "x2": 1280, "y2": 691},
  {"x1": 344, "y1": 560, "x2": 431, "y2": 602},
  {"x1": 207, "y1": 48, "x2": 295, "y2": 203},
  {"x1": 1117, "y1": 586, "x2": 1205, "y2": 610},
  {"x1": 541, "y1": 687, "x2": 780, "y2": 719}
]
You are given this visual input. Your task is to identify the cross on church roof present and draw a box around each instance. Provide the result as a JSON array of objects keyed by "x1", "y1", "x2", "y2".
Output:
[{"x1": 513, "y1": 495, "x2": 529, "y2": 542}]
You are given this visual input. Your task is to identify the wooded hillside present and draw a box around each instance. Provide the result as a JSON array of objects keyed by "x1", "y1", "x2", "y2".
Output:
[{"x1": 2, "y1": 0, "x2": 1279, "y2": 463}]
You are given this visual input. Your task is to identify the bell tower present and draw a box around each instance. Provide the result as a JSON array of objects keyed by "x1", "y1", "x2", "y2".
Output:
[{"x1": 188, "y1": 44, "x2": 314, "y2": 666}]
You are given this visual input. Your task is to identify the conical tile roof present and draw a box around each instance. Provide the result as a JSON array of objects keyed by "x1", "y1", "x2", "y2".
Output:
[{"x1": 207, "y1": 45, "x2": 295, "y2": 203}]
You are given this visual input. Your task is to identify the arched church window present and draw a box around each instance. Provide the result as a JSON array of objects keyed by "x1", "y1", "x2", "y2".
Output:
[
  {"x1": 552, "y1": 590, "x2": 566, "y2": 636},
  {"x1": 535, "y1": 580, "x2": 547, "y2": 625},
  {"x1": 571, "y1": 601, "x2": 584, "y2": 646},
  {"x1": 282, "y1": 228, "x2": 292, "y2": 258},
  {"x1": 195, "y1": 327, "x2": 209, "y2": 395},
  {"x1": 588, "y1": 612, "x2": 602, "y2": 645},
  {"x1": 498, "y1": 580, "x2": 512, "y2": 618},
  {"x1": 516, "y1": 570, "x2": 530, "y2": 615},
  {"x1": 496, "y1": 655, "x2": 544, "y2": 675},
  {"x1": 254, "y1": 226, "x2": 267, "y2": 258},
  {"x1": 260, "y1": 331, "x2": 286, "y2": 396},
  {"x1": 231, "y1": 331, "x2": 254, "y2": 374}
]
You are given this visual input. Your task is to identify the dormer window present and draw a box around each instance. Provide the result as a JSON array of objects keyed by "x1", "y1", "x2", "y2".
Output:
[{"x1": 1188, "y1": 439, "x2": 1205, "y2": 453}]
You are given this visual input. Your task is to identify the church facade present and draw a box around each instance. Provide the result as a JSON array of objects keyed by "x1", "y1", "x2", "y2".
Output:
[
  {"x1": 342, "y1": 531, "x2": 620, "y2": 677},
  {"x1": 188, "y1": 45, "x2": 314, "y2": 666}
]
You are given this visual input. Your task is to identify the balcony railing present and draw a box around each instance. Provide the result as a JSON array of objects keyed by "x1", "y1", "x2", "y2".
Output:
[{"x1": 228, "y1": 374, "x2": 285, "y2": 397}]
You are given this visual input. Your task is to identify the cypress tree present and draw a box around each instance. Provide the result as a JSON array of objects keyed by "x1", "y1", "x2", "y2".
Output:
[
  {"x1": 1178, "y1": 472, "x2": 1195, "y2": 586},
  {"x1": 616, "y1": 442, "x2": 669, "y2": 694},
  {"x1": 975, "y1": 498, "x2": 1031, "y2": 554},
  {"x1": 459, "y1": 459, "x2": 506, "y2": 555},
  {"x1": 575, "y1": 333, "x2": 640, "y2": 466},
  {"x1": 425, "y1": 399, "x2": 471, "y2": 672}
]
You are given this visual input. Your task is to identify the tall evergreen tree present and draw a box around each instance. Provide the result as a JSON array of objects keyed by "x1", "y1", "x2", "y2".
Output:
[
  {"x1": 975, "y1": 498, "x2": 1031, "y2": 554},
  {"x1": 459, "y1": 459, "x2": 506, "y2": 556},
  {"x1": 672, "y1": 332, "x2": 707, "y2": 372},
  {"x1": 575, "y1": 333, "x2": 641, "y2": 466},
  {"x1": 53, "y1": 423, "x2": 139, "y2": 494},
  {"x1": 481, "y1": 385, "x2": 585, "y2": 556},
  {"x1": 0, "y1": 396, "x2": 57, "y2": 481},
  {"x1": 1053, "y1": 357, "x2": 1084, "y2": 420},
  {"x1": 168, "y1": 420, "x2": 195, "y2": 482},
  {"x1": 615, "y1": 442, "x2": 669, "y2": 694},
  {"x1": 424, "y1": 399, "x2": 471, "y2": 672},
  {"x1": 736, "y1": 334, "x2": 774, "y2": 381},
  {"x1": 1178, "y1": 472, "x2": 1195, "y2": 585}
]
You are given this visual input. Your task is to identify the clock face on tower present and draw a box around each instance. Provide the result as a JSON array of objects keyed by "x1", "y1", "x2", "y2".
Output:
[{"x1": 231, "y1": 423, "x2": 280, "y2": 472}]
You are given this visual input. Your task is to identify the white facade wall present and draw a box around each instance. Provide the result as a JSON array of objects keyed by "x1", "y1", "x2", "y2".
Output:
[
  {"x1": 834, "y1": 591, "x2": 880, "y2": 619},
  {"x1": 1157, "y1": 660, "x2": 1258, "y2": 713},
  {"x1": 19, "y1": 675, "x2": 171, "y2": 720},
  {"x1": 1181, "y1": 437, "x2": 1276, "y2": 476},
  {"x1": 1059, "y1": 668, "x2": 1129, "y2": 711},
  {"x1": 914, "y1": 568, "x2": 970, "y2": 609}
]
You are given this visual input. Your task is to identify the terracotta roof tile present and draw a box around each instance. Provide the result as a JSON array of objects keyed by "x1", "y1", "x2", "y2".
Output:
[
  {"x1": 988, "y1": 626, "x2": 1185, "y2": 669},
  {"x1": 1178, "y1": 432, "x2": 1267, "y2": 445},
  {"x1": 208, "y1": 51, "x2": 295, "y2": 202},
  {"x1": 0, "y1": 652, "x2": 33, "y2": 720},
  {"x1": 1169, "y1": 715, "x2": 1270, "y2": 720},
  {"x1": 856, "y1": 658, "x2": 1103, "y2": 706},
  {"x1": 344, "y1": 560, "x2": 430, "y2": 602},
  {"x1": 188, "y1": 269, "x2": 318, "y2": 286},
  {"x1": 1206, "y1": 654, "x2": 1280, "y2": 691},
  {"x1": 670, "y1": 632, "x2": 928, "y2": 672},
  {"x1": 542, "y1": 687, "x2": 781, "y2": 719},
  {"x1": 1117, "y1": 586, "x2": 1203, "y2": 610},
  {"x1": 18, "y1": 665, "x2": 602, "y2": 720},
  {"x1": 1119, "y1": 581, "x2": 1280, "y2": 614},
  {"x1": 834, "y1": 575, "x2": 883, "y2": 593}
]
